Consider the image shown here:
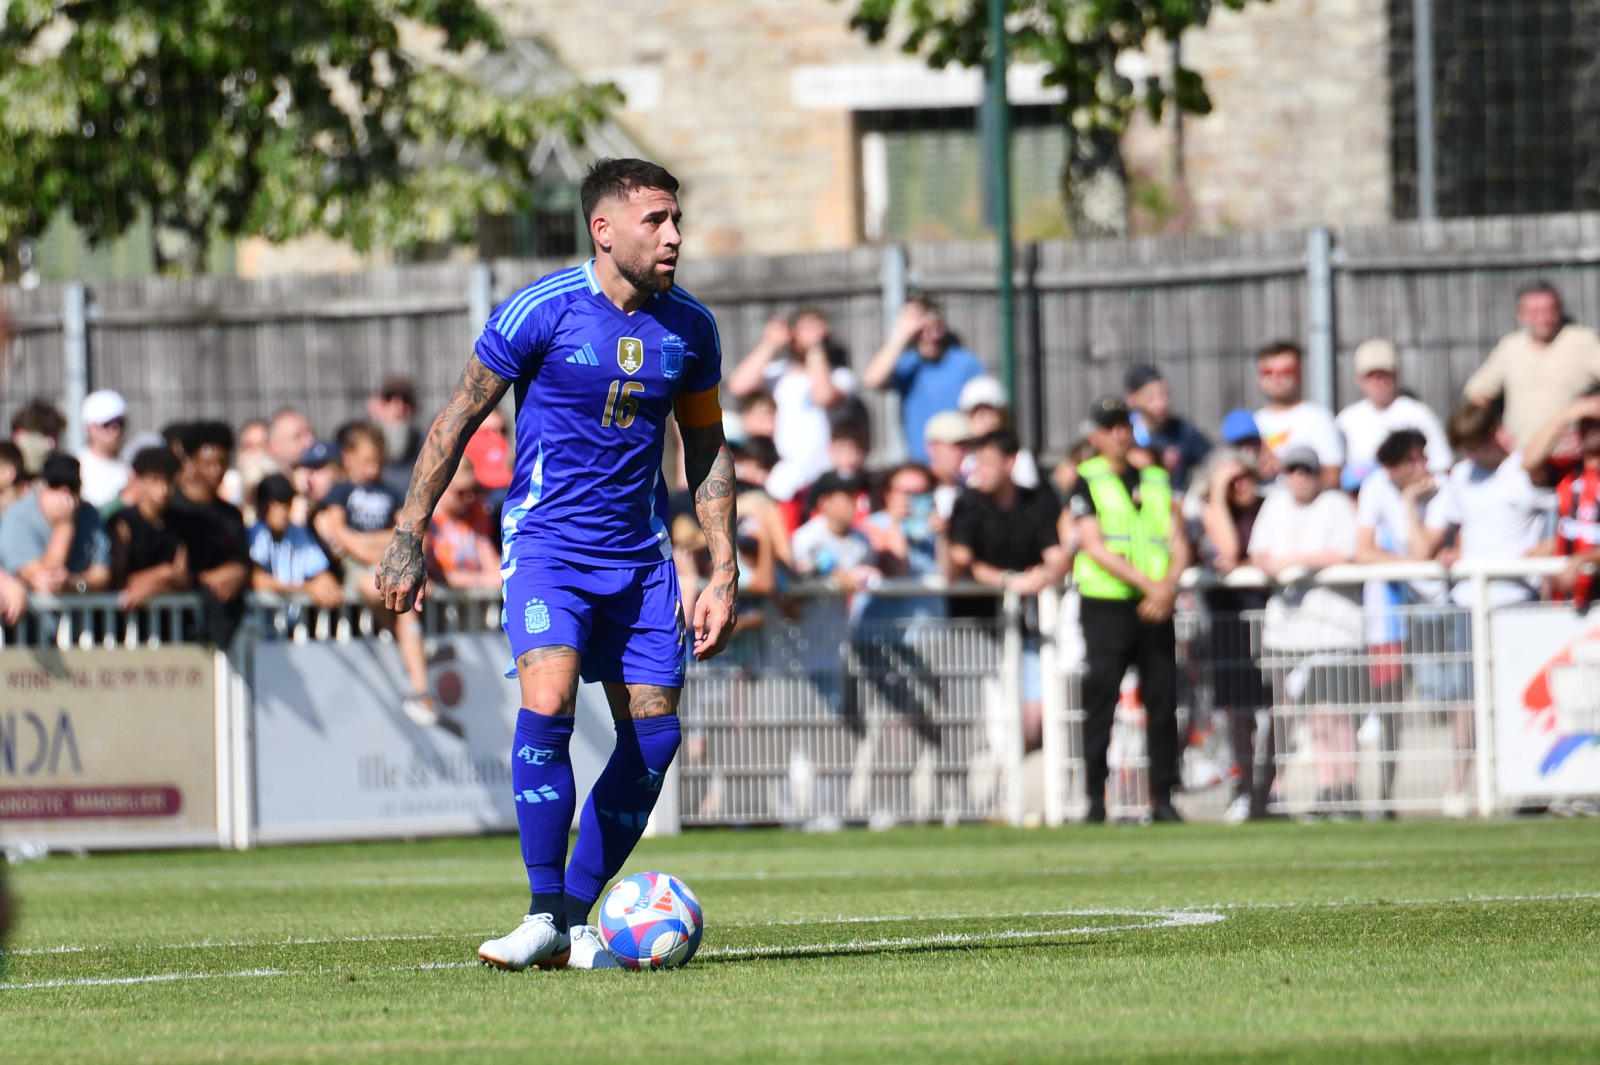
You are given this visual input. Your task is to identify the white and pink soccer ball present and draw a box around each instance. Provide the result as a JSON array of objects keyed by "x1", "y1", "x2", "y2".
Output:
[{"x1": 598, "y1": 871, "x2": 703, "y2": 970}]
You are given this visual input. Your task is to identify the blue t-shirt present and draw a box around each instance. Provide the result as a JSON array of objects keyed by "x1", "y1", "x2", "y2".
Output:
[
  {"x1": 248, "y1": 522, "x2": 330, "y2": 586},
  {"x1": 475, "y1": 260, "x2": 723, "y2": 567},
  {"x1": 890, "y1": 345, "x2": 985, "y2": 463}
]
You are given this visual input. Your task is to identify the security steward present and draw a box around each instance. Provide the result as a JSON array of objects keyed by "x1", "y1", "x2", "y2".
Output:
[{"x1": 1068, "y1": 395, "x2": 1190, "y2": 823}]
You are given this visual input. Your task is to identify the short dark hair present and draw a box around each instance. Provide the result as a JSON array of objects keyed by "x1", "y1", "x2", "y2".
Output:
[
  {"x1": 0, "y1": 440, "x2": 21, "y2": 473},
  {"x1": 131, "y1": 446, "x2": 180, "y2": 479},
  {"x1": 1376, "y1": 428, "x2": 1428, "y2": 469},
  {"x1": 830, "y1": 418, "x2": 870, "y2": 448},
  {"x1": 338, "y1": 421, "x2": 386, "y2": 459},
  {"x1": 906, "y1": 295, "x2": 942, "y2": 317},
  {"x1": 734, "y1": 435, "x2": 778, "y2": 470},
  {"x1": 255, "y1": 473, "x2": 296, "y2": 510},
  {"x1": 971, "y1": 428, "x2": 1021, "y2": 456},
  {"x1": 736, "y1": 389, "x2": 776, "y2": 413},
  {"x1": 377, "y1": 376, "x2": 418, "y2": 409},
  {"x1": 1516, "y1": 280, "x2": 1563, "y2": 305},
  {"x1": 1448, "y1": 402, "x2": 1500, "y2": 451},
  {"x1": 1256, "y1": 341, "x2": 1303, "y2": 363},
  {"x1": 581, "y1": 157, "x2": 680, "y2": 222},
  {"x1": 12, "y1": 400, "x2": 65, "y2": 438},
  {"x1": 177, "y1": 420, "x2": 235, "y2": 456}
]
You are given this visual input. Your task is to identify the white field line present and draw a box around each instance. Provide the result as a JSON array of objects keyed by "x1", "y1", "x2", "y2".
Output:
[
  {"x1": 10, "y1": 890, "x2": 1600, "y2": 959},
  {"x1": 1, "y1": 968, "x2": 288, "y2": 991},
  {"x1": 6, "y1": 891, "x2": 1600, "y2": 990}
]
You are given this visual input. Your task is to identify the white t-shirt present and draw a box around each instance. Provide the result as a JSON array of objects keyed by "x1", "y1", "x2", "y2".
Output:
[
  {"x1": 76, "y1": 450, "x2": 130, "y2": 509},
  {"x1": 1336, "y1": 396, "x2": 1453, "y2": 489},
  {"x1": 1356, "y1": 470, "x2": 1445, "y2": 645},
  {"x1": 1248, "y1": 486, "x2": 1363, "y2": 652},
  {"x1": 1424, "y1": 453, "x2": 1553, "y2": 606},
  {"x1": 790, "y1": 518, "x2": 873, "y2": 578},
  {"x1": 763, "y1": 360, "x2": 856, "y2": 502},
  {"x1": 1254, "y1": 401, "x2": 1345, "y2": 469}
]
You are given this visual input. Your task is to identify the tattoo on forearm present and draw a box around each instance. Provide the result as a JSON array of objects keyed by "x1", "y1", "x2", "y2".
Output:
[
  {"x1": 681, "y1": 423, "x2": 739, "y2": 589},
  {"x1": 400, "y1": 355, "x2": 511, "y2": 535}
]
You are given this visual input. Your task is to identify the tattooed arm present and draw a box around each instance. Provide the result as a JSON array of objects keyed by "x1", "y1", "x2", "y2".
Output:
[
  {"x1": 377, "y1": 355, "x2": 511, "y2": 612},
  {"x1": 681, "y1": 421, "x2": 739, "y2": 659}
]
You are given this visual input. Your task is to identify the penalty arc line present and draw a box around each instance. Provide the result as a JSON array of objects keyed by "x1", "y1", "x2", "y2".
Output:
[{"x1": 0, "y1": 912, "x2": 1224, "y2": 990}]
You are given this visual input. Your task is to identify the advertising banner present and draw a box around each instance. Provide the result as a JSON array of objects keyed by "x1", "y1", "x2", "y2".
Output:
[
  {"x1": 252, "y1": 633, "x2": 619, "y2": 843},
  {"x1": 1489, "y1": 605, "x2": 1600, "y2": 800},
  {"x1": 0, "y1": 646, "x2": 218, "y2": 848}
]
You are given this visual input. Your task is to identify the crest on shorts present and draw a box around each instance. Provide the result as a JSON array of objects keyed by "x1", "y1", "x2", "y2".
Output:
[
  {"x1": 524, "y1": 598, "x2": 551, "y2": 635},
  {"x1": 617, "y1": 336, "x2": 645, "y2": 375},
  {"x1": 660, "y1": 334, "x2": 686, "y2": 380}
]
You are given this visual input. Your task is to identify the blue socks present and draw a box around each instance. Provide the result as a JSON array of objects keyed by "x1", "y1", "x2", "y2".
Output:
[
  {"x1": 510, "y1": 711, "x2": 575, "y2": 917},
  {"x1": 563, "y1": 715, "x2": 682, "y2": 913}
]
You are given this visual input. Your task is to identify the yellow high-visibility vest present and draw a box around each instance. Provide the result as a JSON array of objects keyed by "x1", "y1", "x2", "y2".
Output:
[{"x1": 1072, "y1": 457, "x2": 1172, "y2": 600}]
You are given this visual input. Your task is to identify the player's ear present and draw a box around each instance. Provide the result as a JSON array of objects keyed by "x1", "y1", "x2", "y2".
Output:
[{"x1": 589, "y1": 211, "x2": 611, "y2": 253}]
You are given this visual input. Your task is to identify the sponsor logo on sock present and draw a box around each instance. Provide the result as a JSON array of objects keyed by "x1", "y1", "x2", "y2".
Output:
[
  {"x1": 516, "y1": 784, "x2": 562, "y2": 804},
  {"x1": 636, "y1": 768, "x2": 665, "y2": 793},
  {"x1": 518, "y1": 745, "x2": 556, "y2": 766},
  {"x1": 524, "y1": 598, "x2": 550, "y2": 635},
  {"x1": 597, "y1": 807, "x2": 652, "y2": 828}
]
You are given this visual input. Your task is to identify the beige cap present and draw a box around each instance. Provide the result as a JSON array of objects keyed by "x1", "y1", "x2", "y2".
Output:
[
  {"x1": 1354, "y1": 338, "x2": 1398, "y2": 376},
  {"x1": 922, "y1": 410, "x2": 972, "y2": 445}
]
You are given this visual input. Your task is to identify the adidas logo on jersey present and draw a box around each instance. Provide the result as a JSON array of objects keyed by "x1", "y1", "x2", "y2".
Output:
[{"x1": 566, "y1": 343, "x2": 600, "y2": 366}]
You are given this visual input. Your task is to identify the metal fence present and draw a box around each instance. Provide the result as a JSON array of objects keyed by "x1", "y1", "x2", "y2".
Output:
[{"x1": 3, "y1": 560, "x2": 1595, "y2": 848}]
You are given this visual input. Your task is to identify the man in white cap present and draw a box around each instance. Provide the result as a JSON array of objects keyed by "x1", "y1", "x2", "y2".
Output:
[
  {"x1": 1334, "y1": 339, "x2": 1451, "y2": 492},
  {"x1": 77, "y1": 390, "x2": 132, "y2": 509},
  {"x1": 922, "y1": 409, "x2": 970, "y2": 520},
  {"x1": 959, "y1": 375, "x2": 1039, "y2": 488}
]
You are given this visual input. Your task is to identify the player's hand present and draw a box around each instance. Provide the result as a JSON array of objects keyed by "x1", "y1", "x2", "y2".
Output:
[
  {"x1": 692, "y1": 570, "x2": 737, "y2": 660},
  {"x1": 376, "y1": 528, "x2": 428, "y2": 614}
]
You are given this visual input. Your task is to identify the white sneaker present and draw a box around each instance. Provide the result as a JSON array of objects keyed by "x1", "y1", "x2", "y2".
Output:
[
  {"x1": 1223, "y1": 794, "x2": 1252, "y2": 825},
  {"x1": 1441, "y1": 789, "x2": 1471, "y2": 820},
  {"x1": 478, "y1": 913, "x2": 570, "y2": 971},
  {"x1": 566, "y1": 925, "x2": 621, "y2": 970}
]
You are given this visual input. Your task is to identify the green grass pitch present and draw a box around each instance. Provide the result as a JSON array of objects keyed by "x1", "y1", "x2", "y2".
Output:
[{"x1": 3, "y1": 819, "x2": 1599, "y2": 1063}]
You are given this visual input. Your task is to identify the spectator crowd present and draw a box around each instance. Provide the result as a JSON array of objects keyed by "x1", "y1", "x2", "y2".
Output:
[{"x1": 5, "y1": 281, "x2": 1597, "y2": 806}]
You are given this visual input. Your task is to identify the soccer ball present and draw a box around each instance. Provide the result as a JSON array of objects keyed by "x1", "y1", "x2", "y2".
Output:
[{"x1": 598, "y1": 871, "x2": 703, "y2": 970}]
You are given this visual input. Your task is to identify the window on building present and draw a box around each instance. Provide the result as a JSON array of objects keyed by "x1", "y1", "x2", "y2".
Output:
[
  {"x1": 855, "y1": 106, "x2": 1069, "y2": 243},
  {"x1": 1391, "y1": 0, "x2": 1598, "y2": 217},
  {"x1": 478, "y1": 180, "x2": 587, "y2": 260}
]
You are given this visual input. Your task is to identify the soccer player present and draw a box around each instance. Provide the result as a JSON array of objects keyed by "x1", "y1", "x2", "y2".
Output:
[{"x1": 376, "y1": 158, "x2": 737, "y2": 971}]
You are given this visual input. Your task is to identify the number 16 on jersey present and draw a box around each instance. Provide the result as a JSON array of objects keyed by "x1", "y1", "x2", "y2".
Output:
[{"x1": 602, "y1": 380, "x2": 645, "y2": 428}]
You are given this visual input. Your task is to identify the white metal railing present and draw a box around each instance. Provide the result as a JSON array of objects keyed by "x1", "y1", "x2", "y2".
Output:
[{"x1": 3, "y1": 559, "x2": 1594, "y2": 842}]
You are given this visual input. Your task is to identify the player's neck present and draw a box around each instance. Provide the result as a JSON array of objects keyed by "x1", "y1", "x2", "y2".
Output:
[{"x1": 593, "y1": 256, "x2": 653, "y2": 315}]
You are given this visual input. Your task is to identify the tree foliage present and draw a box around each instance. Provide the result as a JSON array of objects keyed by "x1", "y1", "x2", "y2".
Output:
[
  {"x1": 0, "y1": 0, "x2": 616, "y2": 269},
  {"x1": 843, "y1": 0, "x2": 1260, "y2": 235}
]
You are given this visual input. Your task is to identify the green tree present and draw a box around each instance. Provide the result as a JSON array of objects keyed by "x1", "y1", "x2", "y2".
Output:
[
  {"x1": 843, "y1": 0, "x2": 1259, "y2": 237},
  {"x1": 0, "y1": 0, "x2": 615, "y2": 272}
]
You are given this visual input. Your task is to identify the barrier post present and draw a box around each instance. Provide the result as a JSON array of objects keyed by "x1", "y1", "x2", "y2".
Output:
[
  {"x1": 644, "y1": 758, "x2": 682, "y2": 838},
  {"x1": 213, "y1": 649, "x2": 236, "y2": 850},
  {"x1": 1001, "y1": 588, "x2": 1025, "y2": 826},
  {"x1": 1469, "y1": 573, "x2": 1496, "y2": 819},
  {"x1": 1038, "y1": 585, "x2": 1067, "y2": 827}
]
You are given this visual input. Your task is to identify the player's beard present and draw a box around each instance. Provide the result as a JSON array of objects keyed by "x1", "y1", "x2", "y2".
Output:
[{"x1": 614, "y1": 248, "x2": 675, "y2": 296}]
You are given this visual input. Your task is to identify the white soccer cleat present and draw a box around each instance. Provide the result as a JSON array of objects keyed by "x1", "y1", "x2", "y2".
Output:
[
  {"x1": 1223, "y1": 794, "x2": 1252, "y2": 825},
  {"x1": 478, "y1": 913, "x2": 571, "y2": 971},
  {"x1": 565, "y1": 925, "x2": 622, "y2": 970}
]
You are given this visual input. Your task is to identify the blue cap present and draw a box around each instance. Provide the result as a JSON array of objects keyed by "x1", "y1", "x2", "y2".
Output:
[
  {"x1": 1219, "y1": 408, "x2": 1260, "y2": 444},
  {"x1": 296, "y1": 440, "x2": 338, "y2": 469}
]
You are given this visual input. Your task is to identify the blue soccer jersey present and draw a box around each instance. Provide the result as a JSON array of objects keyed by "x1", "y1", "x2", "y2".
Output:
[{"x1": 475, "y1": 260, "x2": 722, "y2": 568}]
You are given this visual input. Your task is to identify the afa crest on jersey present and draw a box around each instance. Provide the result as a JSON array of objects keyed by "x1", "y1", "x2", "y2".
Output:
[
  {"x1": 524, "y1": 598, "x2": 551, "y2": 634},
  {"x1": 618, "y1": 336, "x2": 645, "y2": 375},
  {"x1": 660, "y1": 334, "x2": 686, "y2": 380}
]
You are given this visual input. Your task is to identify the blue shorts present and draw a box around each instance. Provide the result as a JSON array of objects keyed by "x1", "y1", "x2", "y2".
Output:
[{"x1": 502, "y1": 553, "x2": 687, "y2": 687}]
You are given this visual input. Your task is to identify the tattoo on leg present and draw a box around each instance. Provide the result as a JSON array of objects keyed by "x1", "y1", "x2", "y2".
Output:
[{"x1": 627, "y1": 684, "x2": 680, "y2": 720}]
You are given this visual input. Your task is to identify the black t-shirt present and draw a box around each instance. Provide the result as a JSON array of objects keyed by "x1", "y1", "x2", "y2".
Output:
[
  {"x1": 948, "y1": 483, "x2": 1062, "y2": 573},
  {"x1": 107, "y1": 507, "x2": 181, "y2": 580},
  {"x1": 324, "y1": 480, "x2": 402, "y2": 533},
  {"x1": 1066, "y1": 465, "x2": 1143, "y2": 521},
  {"x1": 167, "y1": 492, "x2": 251, "y2": 576}
]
